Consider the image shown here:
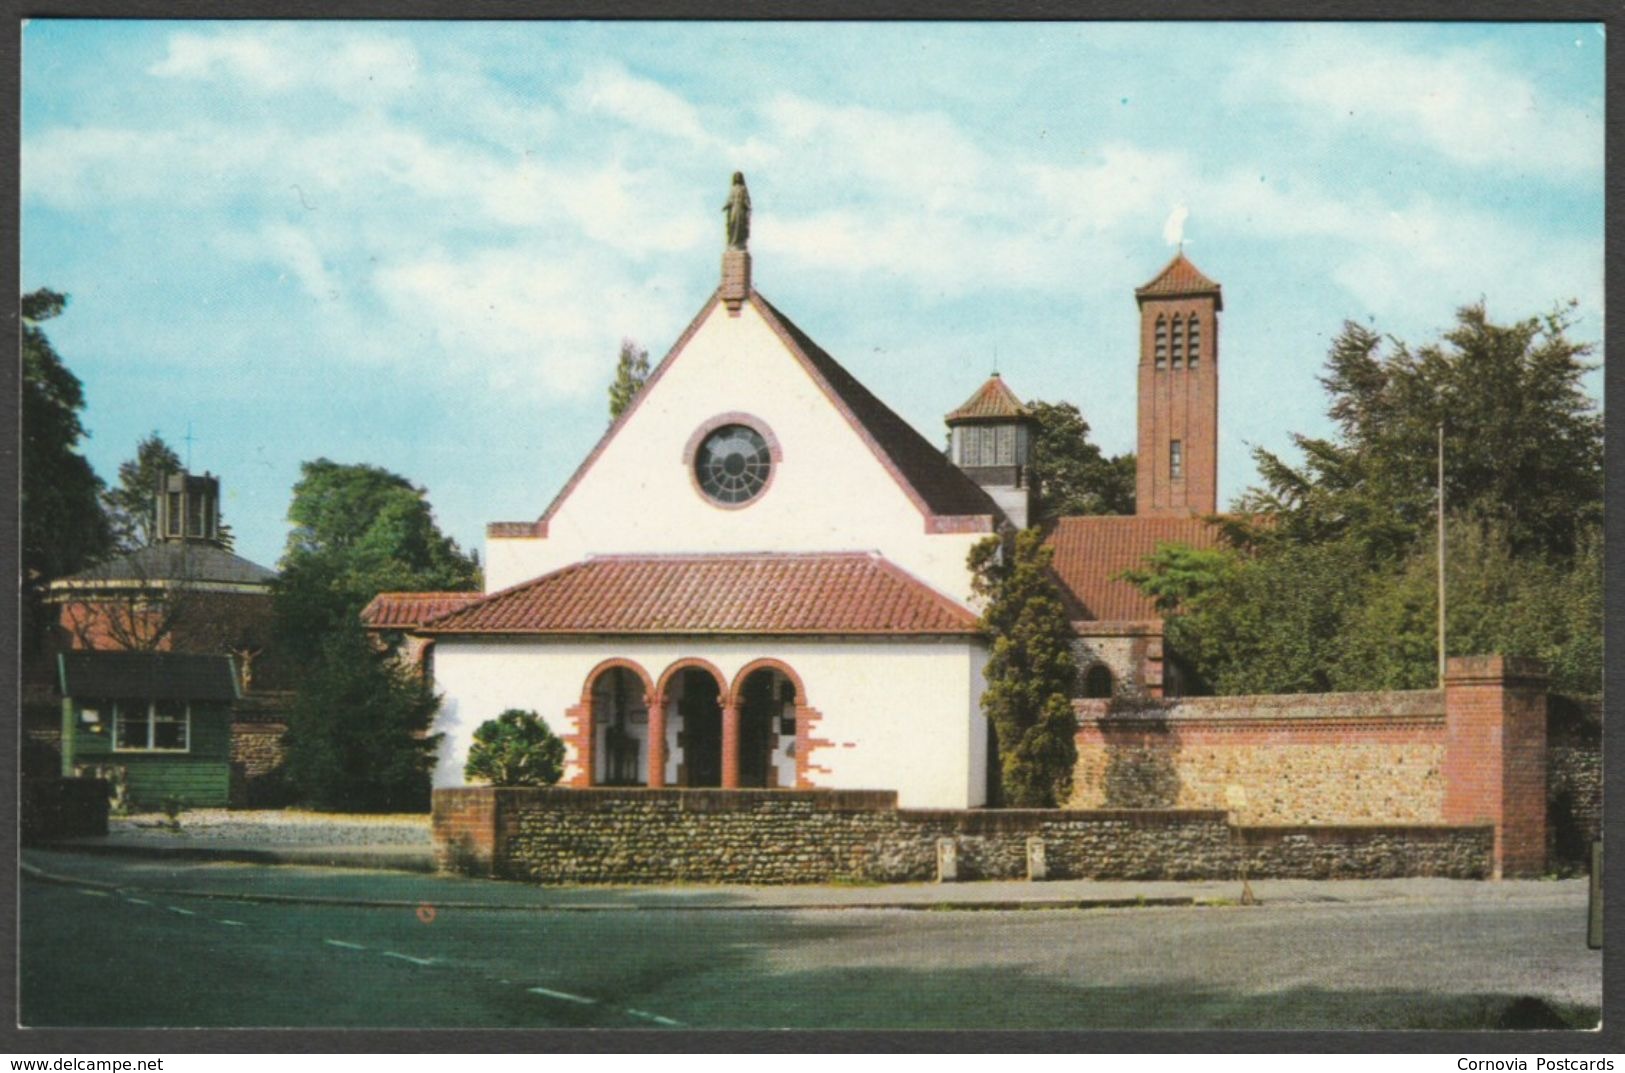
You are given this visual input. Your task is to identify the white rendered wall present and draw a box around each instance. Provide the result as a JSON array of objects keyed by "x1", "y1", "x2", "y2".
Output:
[
  {"x1": 431, "y1": 635, "x2": 988, "y2": 809},
  {"x1": 484, "y1": 300, "x2": 986, "y2": 603}
]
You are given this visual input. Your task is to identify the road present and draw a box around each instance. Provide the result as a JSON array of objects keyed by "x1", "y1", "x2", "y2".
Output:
[{"x1": 19, "y1": 852, "x2": 1602, "y2": 1030}]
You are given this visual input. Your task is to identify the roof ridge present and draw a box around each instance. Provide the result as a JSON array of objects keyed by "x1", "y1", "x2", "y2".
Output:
[
  {"x1": 749, "y1": 293, "x2": 997, "y2": 529},
  {"x1": 585, "y1": 549, "x2": 876, "y2": 562}
]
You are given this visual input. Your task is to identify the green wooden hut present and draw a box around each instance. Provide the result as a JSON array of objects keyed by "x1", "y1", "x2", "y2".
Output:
[{"x1": 57, "y1": 651, "x2": 241, "y2": 809}]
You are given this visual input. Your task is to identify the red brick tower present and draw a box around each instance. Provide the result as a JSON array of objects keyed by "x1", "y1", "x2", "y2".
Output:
[{"x1": 1134, "y1": 252, "x2": 1221, "y2": 517}]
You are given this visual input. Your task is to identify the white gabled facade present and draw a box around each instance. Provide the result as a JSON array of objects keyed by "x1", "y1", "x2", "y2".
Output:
[{"x1": 485, "y1": 294, "x2": 991, "y2": 603}]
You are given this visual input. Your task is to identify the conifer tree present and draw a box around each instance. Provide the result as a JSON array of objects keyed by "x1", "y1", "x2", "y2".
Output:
[
  {"x1": 607, "y1": 338, "x2": 650, "y2": 420},
  {"x1": 970, "y1": 529, "x2": 1079, "y2": 807}
]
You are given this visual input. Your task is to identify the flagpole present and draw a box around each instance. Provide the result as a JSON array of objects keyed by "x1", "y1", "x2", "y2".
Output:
[{"x1": 1437, "y1": 422, "x2": 1446, "y2": 687}]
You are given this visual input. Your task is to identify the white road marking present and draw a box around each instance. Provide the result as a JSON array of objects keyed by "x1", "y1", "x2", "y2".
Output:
[
  {"x1": 218, "y1": 920, "x2": 246, "y2": 927},
  {"x1": 625, "y1": 1008, "x2": 684, "y2": 1026},
  {"x1": 381, "y1": 951, "x2": 436, "y2": 966},
  {"x1": 76, "y1": 888, "x2": 111, "y2": 897},
  {"x1": 167, "y1": 906, "x2": 196, "y2": 916},
  {"x1": 527, "y1": 986, "x2": 597, "y2": 1005},
  {"x1": 324, "y1": 939, "x2": 366, "y2": 950},
  {"x1": 124, "y1": 897, "x2": 152, "y2": 906}
]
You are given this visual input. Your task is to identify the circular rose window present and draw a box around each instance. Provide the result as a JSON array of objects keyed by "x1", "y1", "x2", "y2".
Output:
[{"x1": 695, "y1": 424, "x2": 772, "y2": 505}]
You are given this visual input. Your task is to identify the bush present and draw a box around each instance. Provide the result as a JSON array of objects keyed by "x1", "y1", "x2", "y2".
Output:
[{"x1": 465, "y1": 709, "x2": 566, "y2": 787}]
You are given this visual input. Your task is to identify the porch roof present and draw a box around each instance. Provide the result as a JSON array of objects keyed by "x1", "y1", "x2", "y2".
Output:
[{"x1": 419, "y1": 551, "x2": 980, "y2": 637}]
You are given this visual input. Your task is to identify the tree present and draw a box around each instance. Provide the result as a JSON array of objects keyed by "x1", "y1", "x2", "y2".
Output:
[
  {"x1": 608, "y1": 338, "x2": 650, "y2": 420},
  {"x1": 1129, "y1": 302, "x2": 1603, "y2": 697},
  {"x1": 465, "y1": 709, "x2": 566, "y2": 787},
  {"x1": 970, "y1": 529, "x2": 1079, "y2": 807},
  {"x1": 280, "y1": 619, "x2": 442, "y2": 811},
  {"x1": 21, "y1": 290, "x2": 114, "y2": 653},
  {"x1": 275, "y1": 459, "x2": 480, "y2": 667},
  {"x1": 1235, "y1": 304, "x2": 1601, "y2": 561},
  {"x1": 1026, "y1": 400, "x2": 1134, "y2": 523},
  {"x1": 103, "y1": 432, "x2": 182, "y2": 550},
  {"x1": 21, "y1": 290, "x2": 113, "y2": 589}
]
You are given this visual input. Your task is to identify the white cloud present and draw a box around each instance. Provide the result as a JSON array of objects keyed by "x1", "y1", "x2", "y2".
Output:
[
  {"x1": 567, "y1": 63, "x2": 711, "y2": 146},
  {"x1": 759, "y1": 95, "x2": 998, "y2": 213},
  {"x1": 1232, "y1": 29, "x2": 1602, "y2": 182},
  {"x1": 149, "y1": 26, "x2": 422, "y2": 101},
  {"x1": 372, "y1": 248, "x2": 685, "y2": 402}
]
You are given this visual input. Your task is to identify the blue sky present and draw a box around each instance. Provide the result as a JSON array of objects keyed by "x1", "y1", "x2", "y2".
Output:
[{"x1": 22, "y1": 21, "x2": 1606, "y2": 572}]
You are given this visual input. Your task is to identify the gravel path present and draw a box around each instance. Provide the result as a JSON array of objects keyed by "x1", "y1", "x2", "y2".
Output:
[{"x1": 109, "y1": 809, "x2": 430, "y2": 846}]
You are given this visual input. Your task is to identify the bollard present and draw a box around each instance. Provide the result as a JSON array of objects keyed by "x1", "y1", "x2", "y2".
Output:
[
  {"x1": 1026, "y1": 836, "x2": 1047, "y2": 881},
  {"x1": 936, "y1": 838, "x2": 958, "y2": 883},
  {"x1": 1588, "y1": 840, "x2": 1602, "y2": 949}
]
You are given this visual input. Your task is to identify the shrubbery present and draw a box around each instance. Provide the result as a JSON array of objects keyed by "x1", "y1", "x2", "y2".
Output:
[{"x1": 465, "y1": 709, "x2": 566, "y2": 787}]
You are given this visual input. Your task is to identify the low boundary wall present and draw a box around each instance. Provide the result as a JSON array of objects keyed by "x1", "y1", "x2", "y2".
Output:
[
  {"x1": 1073, "y1": 655, "x2": 1554, "y2": 877},
  {"x1": 433, "y1": 786, "x2": 1492, "y2": 885}
]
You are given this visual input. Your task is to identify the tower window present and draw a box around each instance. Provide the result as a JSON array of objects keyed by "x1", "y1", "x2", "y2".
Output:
[
  {"x1": 1154, "y1": 317, "x2": 1167, "y2": 369},
  {"x1": 1170, "y1": 440, "x2": 1183, "y2": 480},
  {"x1": 167, "y1": 493, "x2": 181, "y2": 536},
  {"x1": 1188, "y1": 315, "x2": 1201, "y2": 369},
  {"x1": 993, "y1": 425, "x2": 1014, "y2": 465},
  {"x1": 1170, "y1": 318, "x2": 1184, "y2": 368}
]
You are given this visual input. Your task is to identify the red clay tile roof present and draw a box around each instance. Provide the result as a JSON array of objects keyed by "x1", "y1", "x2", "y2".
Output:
[
  {"x1": 1135, "y1": 252, "x2": 1223, "y2": 310},
  {"x1": 361, "y1": 591, "x2": 482, "y2": 630},
  {"x1": 945, "y1": 374, "x2": 1031, "y2": 423},
  {"x1": 420, "y1": 552, "x2": 980, "y2": 636},
  {"x1": 1045, "y1": 515, "x2": 1224, "y2": 622}
]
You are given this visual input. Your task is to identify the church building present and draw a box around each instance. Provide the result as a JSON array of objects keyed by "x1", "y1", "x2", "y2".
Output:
[{"x1": 377, "y1": 177, "x2": 1226, "y2": 809}]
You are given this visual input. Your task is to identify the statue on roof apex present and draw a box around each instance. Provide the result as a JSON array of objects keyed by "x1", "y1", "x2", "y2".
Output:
[{"x1": 723, "y1": 171, "x2": 751, "y2": 251}]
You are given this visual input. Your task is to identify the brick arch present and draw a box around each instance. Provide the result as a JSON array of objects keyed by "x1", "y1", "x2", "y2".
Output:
[
  {"x1": 563, "y1": 658, "x2": 657, "y2": 788},
  {"x1": 726, "y1": 658, "x2": 806, "y2": 708},
  {"x1": 580, "y1": 657, "x2": 656, "y2": 705},
  {"x1": 654, "y1": 657, "x2": 728, "y2": 702},
  {"x1": 725, "y1": 658, "x2": 829, "y2": 791}
]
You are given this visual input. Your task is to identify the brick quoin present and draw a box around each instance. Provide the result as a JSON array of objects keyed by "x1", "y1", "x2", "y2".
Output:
[{"x1": 1442, "y1": 655, "x2": 1549, "y2": 878}]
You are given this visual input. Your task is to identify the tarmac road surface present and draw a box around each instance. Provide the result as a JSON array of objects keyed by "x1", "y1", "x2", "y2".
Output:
[{"x1": 19, "y1": 851, "x2": 1602, "y2": 1031}]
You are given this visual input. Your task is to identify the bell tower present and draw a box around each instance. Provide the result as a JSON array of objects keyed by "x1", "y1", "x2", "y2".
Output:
[
  {"x1": 946, "y1": 373, "x2": 1037, "y2": 529},
  {"x1": 155, "y1": 470, "x2": 223, "y2": 545},
  {"x1": 1134, "y1": 252, "x2": 1221, "y2": 517}
]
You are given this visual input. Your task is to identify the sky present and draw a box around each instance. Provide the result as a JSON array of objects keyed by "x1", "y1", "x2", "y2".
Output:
[{"x1": 21, "y1": 21, "x2": 1607, "y2": 573}]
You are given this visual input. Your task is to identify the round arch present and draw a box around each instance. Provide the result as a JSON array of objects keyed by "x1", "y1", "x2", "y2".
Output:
[
  {"x1": 580, "y1": 657, "x2": 656, "y2": 704},
  {"x1": 654, "y1": 657, "x2": 728, "y2": 703},
  {"x1": 727, "y1": 658, "x2": 806, "y2": 708}
]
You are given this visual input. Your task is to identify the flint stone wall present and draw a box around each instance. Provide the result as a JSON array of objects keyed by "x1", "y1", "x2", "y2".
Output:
[
  {"x1": 433, "y1": 787, "x2": 1491, "y2": 884},
  {"x1": 1071, "y1": 690, "x2": 1448, "y2": 825}
]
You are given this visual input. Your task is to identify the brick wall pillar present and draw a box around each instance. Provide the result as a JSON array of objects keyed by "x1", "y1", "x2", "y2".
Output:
[
  {"x1": 721, "y1": 703, "x2": 741, "y2": 789},
  {"x1": 431, "y1": 788, "x2": 498, "y2": 877},
  {"x1": 646, "y1": 693, "x2": 667, "y2": 789},
  {"x1": 1443, "y1": 655, "x2": 1548, "y2": 878},
  {"x1": 721, "y1": 250, "x2": 751, "y2": 313}
]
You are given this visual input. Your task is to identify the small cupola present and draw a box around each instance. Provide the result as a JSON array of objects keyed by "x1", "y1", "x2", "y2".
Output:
[
  {"x1": 155, "y1": 470, "x2": 223, "y2": 545},
  {"x1": 945, "y1": 373, "x2": 1037, "y2": 529}
]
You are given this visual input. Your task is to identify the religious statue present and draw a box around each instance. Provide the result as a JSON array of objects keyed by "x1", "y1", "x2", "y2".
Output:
[{"x1": 723, "y1": 171, "x2": 751, "y2": 250}]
